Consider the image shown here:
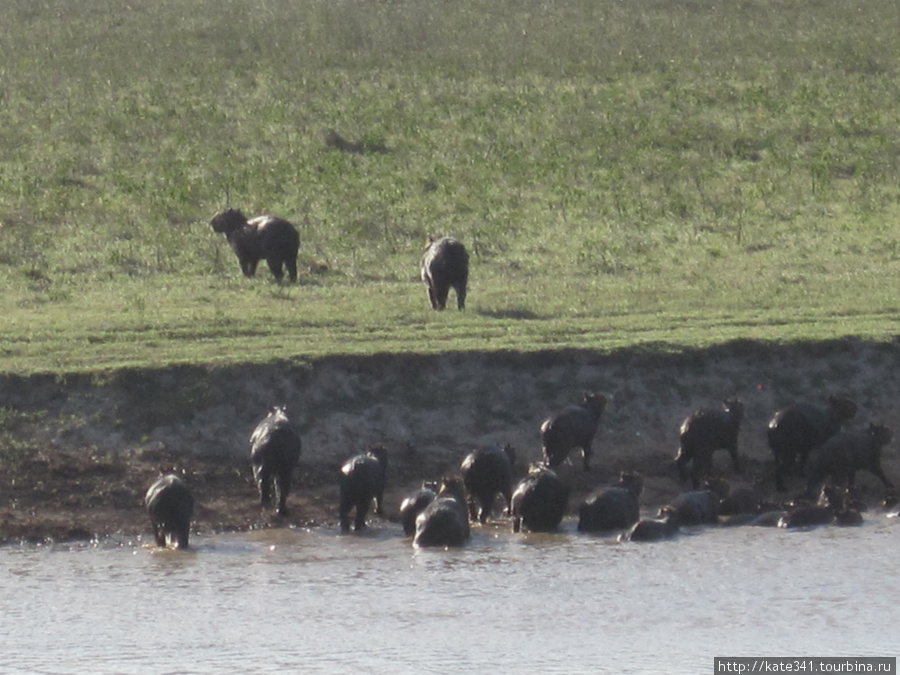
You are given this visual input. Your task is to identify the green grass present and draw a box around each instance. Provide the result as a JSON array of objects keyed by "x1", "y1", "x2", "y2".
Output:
[{"x1": 1, "y1": 0, "x2": 900, "y2": 374}]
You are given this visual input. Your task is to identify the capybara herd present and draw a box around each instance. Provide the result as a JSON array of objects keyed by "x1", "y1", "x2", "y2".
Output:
[{"x1": 144, "y1": 389, "x2": 895, "y2": 550}]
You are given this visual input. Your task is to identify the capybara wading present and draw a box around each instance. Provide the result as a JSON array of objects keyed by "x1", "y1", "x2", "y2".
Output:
[
  {"x1": 620, "y1": 516, "x2": 679, "y2": 542},
  {"x1": 420, "y1": 236, "x2": 469, "y2": 310},
  {"x1": 767, "y1": 394, "x2": 857, "y2": 491},
  {"x1": 577, "y1": 471, "x2": 643, "y2": 533},
  {"x1": 339, "y1": 446, "x2": 389, "y2": 532},
  {"x1": 250, "y1": 406, "x2": 303, "y2": 517},
  {"x1": 460, "y1": 443, "x2": 516, "y2": 524},
  {"x1": 145, "y1": 475, "x2": 194, "y2": 550},
  {"x1": 658, "y1": 489, "x2": 720, "y2": 526},
  {"x1": 511, "y1": 464, "x2": 570, "y2": 533},
  {"x1": 540, "y1": 392, "x2": 608, "y2": 471},
  {"x1": 805, "y1": 424, "x2": 893, "y2": 498},
  {"x1": 776, "y1": 487, "x2": 847, "y2": 529},
  {"x1": 210, "y1": 208, "x2": 300, "y2": 282},
  {"x1": 413, "y1": 477, "x2": 470, "y2": 548},
  {"x1": 399, "y1": 481, "x2": 439, "y2": 537},
  {"x1": 675, "y1": 398, "x2": 744, "y2": 488}
]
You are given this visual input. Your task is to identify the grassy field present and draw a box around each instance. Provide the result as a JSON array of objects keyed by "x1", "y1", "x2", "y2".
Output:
[{"x1": 1, "y1": 0, "x2": 899, "y2": 374}]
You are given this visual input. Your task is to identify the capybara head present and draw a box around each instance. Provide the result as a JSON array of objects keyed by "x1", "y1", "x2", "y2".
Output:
[
  {"x1": 438, "y1": 476, "x2": 467, "y2": 503},
  {"x1": 583, "y1": 392, "x2": 608, "y2": 415},
  {"x1": 369, "y1": 444, "x2": 389, "y2": 467},
  {"x1": 723, "y1": 398, "x2": 744, "y2": 421},
  {"x1": 617, "y1": 471, "x2": 644, "y2": 497},
  {"x1": 817, "y1": 485, "x2": 846, "y2": 510},
  {"x1": 209, "y1": 208, "x2": 248, "y2": 235},
  {"x1": 703, "y1": 477, "x2": 731, "y2": 499}
]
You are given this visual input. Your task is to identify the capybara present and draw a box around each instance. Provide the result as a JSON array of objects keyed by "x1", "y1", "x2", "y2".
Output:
[
  {"x1": 620, "y1": 516, "x2": 679, "y2": 542},
  {"x1": 577, "y1": 471, "x2": 643, "y2": 533},
  {"x1": 145, "y1": 474, "x2": 194, "y2": 550},
  {"x1": 210, "y1": 208, "x2": 300, "y2": 282},
  {"x1": 413, "y1": 477, "x2": 471, "y2": 548},
  {"x1": 250, "y1": 406, "x2": 303, "y2": 516},
  {"x1": 339, "y1": 446, "x2": 389, "y2": 532},
  {"x1": 703, "y1": 478, "x2": 762, "y2": 517},
  {"x1": 658, "y1": 489, "x2": 720, "y2": 526},
  {"x1": 420, "y1": 236, "x2": 469, "y2": 310},
  {"x1": 460, "y1": 443, "x2": 516, "y2": 524},
  {"x1": 767, "y1": 394, "x2": 857, "y2": 491},
  {"x1": 675, "y1": 398, "x2": 744, "y2": 488},
  {"x1": 510, "y1": 464, "x2": 570, "y2": 533},
  {"x1": 805, "y1": 423, "x2": 893, "y2": 498},
  {"x1": 399, "y1": 481, "x2": 439, "y2": 537},
  {"x1": 540, "y1": 392, "x2": 608, "y2": 472}
]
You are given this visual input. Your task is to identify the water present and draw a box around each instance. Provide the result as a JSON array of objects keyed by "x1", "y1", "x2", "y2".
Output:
[{"x1": 3, "y1": 516, "x2": 898, "y2": 675}]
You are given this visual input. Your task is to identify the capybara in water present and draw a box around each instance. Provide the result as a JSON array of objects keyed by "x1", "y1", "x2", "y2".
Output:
[
  {"x1": 675, "y1": 398, "x2": 744, "y2": 488},
  {"x1": 540, "y1": 392, "x2": 608, "y2": 472},
  {"x1": 460, "y1": 443, "x2": 516, "y2": 524},
  {"x1": 577, "y1": 471, "x2": 643, "y2": 533},
  {"x1": 510, "y1": 464, "x2": 570, "y2": 533},
  {"x1": 658, "y1": 489, "x2": 720, "y2": 526},
  {"x1": 413, "y1": 477, "x2": 471, "y2": 548},
  {"x1": 210, "y1": 208, "x2": 300, "y2": 282},
  {"x1": 620, "y1": 516, "x2": 679, "y2": 542},
  {"x1": 145, "y1": 475, "x2": 194, "y2": 550},
  {"x1": 339, "y1": 446, "x2": 389, "y2": 532},
  {"x1": 703, "y1": 478, "x2": 762, "y2": 517},
  {"x1": 805, "y1": 423, "x2": 893, "y2": 498},
  {"x1": 420, "y1": 236, "x2": 469, "y2": 310},
  {"x1": 399, "y1": 481, "x2": 439, "y2": 537},
  {"x1": 250, "y1": 406, "x2": 303, "y2": 516},
  {"x1": 767, "y1": 394, "x2": 857, "y2": 491}
]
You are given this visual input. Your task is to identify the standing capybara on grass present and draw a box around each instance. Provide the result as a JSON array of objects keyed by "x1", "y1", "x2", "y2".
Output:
[
  {"x1": 420, "y1": 236, "x2": 469, "y2": 310},
  {"x1": 460, "y1": 443, "x2": 516, "y2": 524},
  {"x1": 209, "y1": 208, "x2": 300, "y2": 282},
  {"x1": 339, "y1": 446, "x2": 389, "y2": 532},
  {"x1": 399, "y1": 481, "x2": 438, "y2": 537},
  {"x1": 675, "y1": 398, "x2": 744, "y2": 488},
  {"x1": 805, "y1": 424, "x2": 893, "y2": 499},
  {"x1": 145, "y1": 474, "x2": 194, "y2": 550},
  {"x1": 511, "y1": 464, "x2": 570, "y2": 533},
  {"x1": 577, "y1": 471, "x2": 643, "y2": 533},
  {"x1": 413, "y1": 477, "x2": 471, "y2": 548},
  {"x1": 250, "y1": 406, "x2": 303, "y2": 517},
  {"x1": 540, "y1": 392, "x2": 608, "y2": 471},
  {"x1": 767, "y1": 394, "x2": 857, "y2": 491}
]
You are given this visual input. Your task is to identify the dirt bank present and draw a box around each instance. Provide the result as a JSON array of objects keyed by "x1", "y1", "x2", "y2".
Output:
[{"x1": 2, "y1": 338, "x2": 899, "y2": 544}]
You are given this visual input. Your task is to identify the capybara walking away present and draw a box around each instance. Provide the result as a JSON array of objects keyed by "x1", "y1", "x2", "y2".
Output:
[
  {"x1": 767, "y1": 394, "x2": 857, "y2": 491},
  {"x1": 540, "y1": 392, "x2": 608, "y2": 471},
  {"x1": 250, "y1": 406, "x2": 303, "y2": 516},
  {"x1": 420, "y1": 236, "x2": 469, "y2": 310},
  {"x1": 675, "y1": 398, "x2": 744, "y2": 488}
]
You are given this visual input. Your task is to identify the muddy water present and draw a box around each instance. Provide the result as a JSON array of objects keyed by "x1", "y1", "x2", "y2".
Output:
[{"x1": 3, "y1": 517, "x2": 898, "y2": 674}]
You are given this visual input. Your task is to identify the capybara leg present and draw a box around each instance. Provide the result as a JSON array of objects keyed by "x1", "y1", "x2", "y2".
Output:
[
  {"x1": 455, "y1": 285, "x2": 466, "y2": 310},
  {"x1": 285, "y1": 259, "x2": 298, "y2": 283},
  {"x1": 275, "y1": 472, "x2": 291, "y2": 517}
]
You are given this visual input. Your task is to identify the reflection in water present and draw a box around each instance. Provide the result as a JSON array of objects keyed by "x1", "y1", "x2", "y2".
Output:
[{"x1": 2, "y1": 517, "x2": 899, "y2": 674}]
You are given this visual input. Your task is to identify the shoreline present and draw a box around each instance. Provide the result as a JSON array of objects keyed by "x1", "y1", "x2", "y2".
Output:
[{"x1": 2, "y1": 447, "x2": 895, "y2": 546}]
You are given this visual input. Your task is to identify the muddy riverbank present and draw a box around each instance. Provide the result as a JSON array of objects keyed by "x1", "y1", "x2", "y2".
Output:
[{"x1": 2, "y1": 338, "x2": 899, "y2": 543}]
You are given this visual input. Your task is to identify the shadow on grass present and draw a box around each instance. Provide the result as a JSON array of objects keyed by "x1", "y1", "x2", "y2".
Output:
[{"x1": 476, "y1": 307, "x2": 544, "y2": 320}]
